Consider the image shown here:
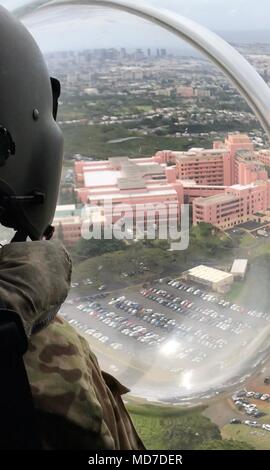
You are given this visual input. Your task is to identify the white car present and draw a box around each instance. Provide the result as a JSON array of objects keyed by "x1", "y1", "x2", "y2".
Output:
[
  {"x1": 261, "y1": 394, "x2": 270, "y2": 401},
  {"x1": 76, "y1": 304, "x2": 83, "y2": 310},
  {"x1": 85, "y1": 328, "x2": 95, "y2": 335},
  {"x1": 93, "y1": 332, "x2": 103, "y2": 339},
  {"x1": 99, "y1": 336, "x2": 109, "y2": 344},
  {"x1": 71, "y1": 282, "x2": 79, "y2": 288},
  {"x1": 111, "y1": 343, "x2": 123, "y2": 351},
  {"x1": 122, "y1": 329, "x2": 131, "y2": 336},
  {"x1": 262, "y1": 424, "x2": 270, "y2": 431}
]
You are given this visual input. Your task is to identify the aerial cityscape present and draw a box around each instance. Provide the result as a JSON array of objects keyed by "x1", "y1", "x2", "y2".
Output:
[{"x1": 38, "y1": 45, "x2": 270, "y2": 450}]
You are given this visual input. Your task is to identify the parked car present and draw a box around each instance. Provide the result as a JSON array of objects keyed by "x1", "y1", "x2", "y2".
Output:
[{"x1": 230, "y1": 418, "x2": 241, "y2": 424}]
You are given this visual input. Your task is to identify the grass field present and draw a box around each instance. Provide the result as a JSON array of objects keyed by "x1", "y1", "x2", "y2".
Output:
[
  {"x1": 59, "y1": 106, "x2": 86, "y2": 120},
  {"x1": 135, "y1": 105, "x2": 154, "y2": 113},
  {"x1": 225, "y1": 282, "x2": 244, "y2": 302},
  {"x1": 252, "y1": 242, "x2": 270, "y2": 257},
  {"x1": 72, "y1": 245, "x2": 179, "y2": 286},
  {"x1": 222, "y1": 424, "x2": 270, "y2": 450},
  {"x1": 239, "y1": 233, "x2": 255, "y2": 247},
  {"x1": 61, "y1": 123, "x2": 212, "y2": 159}
]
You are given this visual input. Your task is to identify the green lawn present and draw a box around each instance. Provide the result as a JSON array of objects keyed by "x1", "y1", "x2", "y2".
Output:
[
  {"x1": 239, "y1": 233, "x2": 255, "y2": 248},
  {"x1": 252, "y1": 242, "x2": 270, "y2": 257},
  {"x1": 72, "y1": 244, "x2": 179, "y2": 286},
  {"x1": 59, "y1": 106, "x2": 86, "y2": 120},
  {"x1": 222, "y1": 424, "x2": 270, "y2": 450},
  {"x1": 136, "y1": 105, "x2": 153, "y2": 112},
  {"x1": 61, "y1": 123, "x2": 212, "y2": 159},
  {"x1": 225, "y1": 281, "x2": 245, "y2": 302},
  {"x1": 127, "y1": 402, "x2": 204, "y2": 418}
]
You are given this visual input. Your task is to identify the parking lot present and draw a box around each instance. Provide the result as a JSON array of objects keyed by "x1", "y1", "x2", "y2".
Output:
[
  {"x1": 61, "y1": 277, "x2": 270, "y2": 401},
  {"x1": 232, "y1": 388, "x2": 270, "y2": 420}
]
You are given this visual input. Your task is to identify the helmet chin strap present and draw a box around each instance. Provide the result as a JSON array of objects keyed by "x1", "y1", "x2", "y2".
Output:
[{"x1": 11, "y1": 225, "x2": 55, "y2": 243}]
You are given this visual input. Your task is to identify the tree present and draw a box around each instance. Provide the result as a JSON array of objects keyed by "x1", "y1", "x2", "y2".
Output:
[
  {"x1": 73, "y1": 237, "x2": 126, "y2": 259},
  {"x1": 197, "y1": 222, "x2": 213, "y2": 238},
  {"x1": 196, "y1": 439, "x2": 255, "y2": 450},
  {"x1": 163, "y1": 415, "x2": 221, "y2": 450}
]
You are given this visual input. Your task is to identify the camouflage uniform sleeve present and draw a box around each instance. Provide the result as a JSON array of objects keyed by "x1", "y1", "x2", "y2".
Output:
[
  {"x1": 101, "y1": 371, "x2": 145, "y2": 450},
  {"x1": 24, "y1": 316, "x2": 144, "y2": 450}
]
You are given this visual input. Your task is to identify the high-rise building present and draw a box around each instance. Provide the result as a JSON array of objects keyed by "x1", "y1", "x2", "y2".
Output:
[
  {"x1": 135, "y1": 48, "x2": 144, "y2": 60},
  {"x1": 120, "y1": 48, "x2": 127, "y2": 59}
]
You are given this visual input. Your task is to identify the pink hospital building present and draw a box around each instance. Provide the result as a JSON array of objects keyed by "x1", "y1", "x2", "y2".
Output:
[{"x1": 54, "y1": 133, "x2": 270, "y2": 243}]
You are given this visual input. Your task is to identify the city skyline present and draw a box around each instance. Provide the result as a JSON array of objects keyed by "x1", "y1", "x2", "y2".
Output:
[{"x1": 5, "y1": 1, "x2": 270, "y2": 52}]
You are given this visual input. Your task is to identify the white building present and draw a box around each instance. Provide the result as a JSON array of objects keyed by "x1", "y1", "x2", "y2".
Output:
[
  {"x1": 230, "y1": 259, "x2": 248, "y2": 280},
  {"x1": 186, "y1": 265, "x2": 234, "y2": 293}
]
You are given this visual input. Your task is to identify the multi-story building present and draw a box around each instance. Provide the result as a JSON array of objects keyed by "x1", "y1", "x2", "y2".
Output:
[
  {"x1": 182, "y1": 181, "x2": 226, "y2": 203},
  {"x1": 194, "y1": 88, "x2": 211, "y2": 98},
  {"x1": 256, "y1": 149, "x2": 270, "y2": 167},
  {"x1": 176, "y1": 86, "x2": 194, "y2": 98},
  {"x1": 234, "y1": 150, "x2": 267, "y2": 185},
  {"x1": 56, "y1": 133, "x2": 270, "y2": 244},
  {"x1": 174, "y1": 148, "x2": 228, "y2": 186},
  {"x1": 156, "y1": 132, "x2": 258, "y2": 187},
  {"x1": 74, "y1": 157, "x2": 184, "y2": 238},
  {"x1": 53, "y1": 205, "x2": 82, "y2": 246},
  {"x1": 156, "y1": 134, "x2": 270, "y2": 230},
  {"x1": 214, "y1": 133, "x2": 254, "y2": 184},
  {"x1": 193, "y1": 182, "x2": 270, "y2": 229}
]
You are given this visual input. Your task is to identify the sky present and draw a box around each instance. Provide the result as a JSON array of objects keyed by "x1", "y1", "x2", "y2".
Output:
[{"x1": 2, "y1": 0, "x2": 270, "y2": 52}]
